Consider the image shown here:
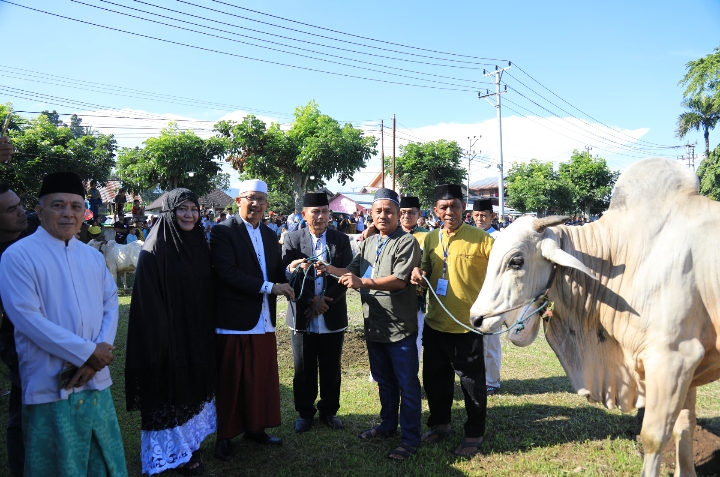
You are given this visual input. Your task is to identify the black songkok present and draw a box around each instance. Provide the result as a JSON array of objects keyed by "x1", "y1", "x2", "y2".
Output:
[
  {"x1": 39, "y1": 171, "x2": 85, "y2": 198},
  {"x1": 433, "y1": 184, "x2": 463, "y2": 201},
  {"x1": 303, "y1": 192, "x2": 329, "y2": 207},
  {"x1": 399, "y1": 196, "x2": 421, "y2": 209},
  {"x1": 373, "y1": 188, "x2": 400, "y2": 205},
  {"x1": 473, "y1": 199, "x2": 494, "y2": 212}
]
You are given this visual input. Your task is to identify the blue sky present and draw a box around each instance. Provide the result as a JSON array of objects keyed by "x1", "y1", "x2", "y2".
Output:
[{"x1": 1, "y1": 0, "x2": 719, "y2": 192}]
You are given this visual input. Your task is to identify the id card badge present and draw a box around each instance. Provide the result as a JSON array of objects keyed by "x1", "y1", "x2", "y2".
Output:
[
  {"x1": 362, "y1": 266, "x2": 374, "y2": 279},
  {"x1": 436, "y1": 278, "x2": 449, "y2": 296}
]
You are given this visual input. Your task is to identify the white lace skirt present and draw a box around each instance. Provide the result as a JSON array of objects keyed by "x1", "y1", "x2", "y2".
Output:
[{"x1": 141, "y1": 400, "x2": 217, "y2": 475}]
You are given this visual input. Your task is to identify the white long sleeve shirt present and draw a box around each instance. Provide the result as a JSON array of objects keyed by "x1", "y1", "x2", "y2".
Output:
[{"x1": 0, "y1": 226, "x2": 119, "y2": 405}]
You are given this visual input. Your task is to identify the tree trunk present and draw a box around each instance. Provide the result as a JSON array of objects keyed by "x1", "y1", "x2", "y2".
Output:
[
  {"x1": 292, "y1": 171, "x2": 308, "y2": 212},
  {"x1": 704, "y1": 126, "x2": 710, "y2": 159},
  {"x1": 171, "y1": 177, "x2": 179, "y2": 190}
]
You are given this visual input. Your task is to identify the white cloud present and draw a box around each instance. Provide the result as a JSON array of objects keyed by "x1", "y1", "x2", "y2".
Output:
[{"x1": 73, "y1": 108, "x2": 656, "y2": 192}]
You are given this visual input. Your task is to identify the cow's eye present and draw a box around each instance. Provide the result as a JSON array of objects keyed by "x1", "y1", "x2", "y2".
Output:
[{"x1": 509, "y1": 256, "x2": 524, "y2": 270}]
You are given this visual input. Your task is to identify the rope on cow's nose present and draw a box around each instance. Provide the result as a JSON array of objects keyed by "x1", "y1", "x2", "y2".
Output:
[{"x1": 421, "y1": 275, "x2": 549, "y2": 336}]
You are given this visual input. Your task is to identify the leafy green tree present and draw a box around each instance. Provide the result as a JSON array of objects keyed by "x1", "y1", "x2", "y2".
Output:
[
  {"x1": 69, "y1": 114, "x2": 93, "y2": 138},
  {"x1": 115, "y1": 123, "x2": 229, "y2": 197},
  {"x1": 0, "y1": 107, "x2": 116, "y2": 205},
  {"x1": 39, "y1": 110, "x2": 63, "y2": 127},
  {"x1": 215, "y1": 101, "x2": 377, "y2": 211},
  {"x1": 697, "y1": 144, "x2": 720, "y2": 200},
  {"x1": 505, "y1": 159, "x2": 573, "y2": 215},
  {"x1": 559, "y1": 150, "x2": 619, "y2": 216},
  {"x1": 387, "y1": 140, "x2": 466, "y2": 209},
  {"x1": 676, "y1": 96, "x2": 720, "y2": 159},
  {"x1": 679, "y1": 46, "x2": 720, "y2": 109}
]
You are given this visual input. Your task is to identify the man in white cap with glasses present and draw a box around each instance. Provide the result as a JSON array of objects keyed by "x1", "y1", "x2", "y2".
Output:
[{"x1": 210, "y1": 179, "x2": 295, "y2": 462}]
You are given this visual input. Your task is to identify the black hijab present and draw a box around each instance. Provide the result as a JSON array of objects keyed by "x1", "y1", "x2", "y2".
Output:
[{"x1": 125, "y1": 189, "x2": 216, "y2": 430}]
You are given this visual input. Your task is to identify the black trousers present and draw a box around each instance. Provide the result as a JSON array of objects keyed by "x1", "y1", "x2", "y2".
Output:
[
  {"x1": 291, "y1": 330, "x2": 345, "y2": 419},
  {"x1": 422, "y1": 324, "x2": 487, "y2": 438},
  {"x1": 7, "y1": 382, "x2": 23, "y2": 477}
]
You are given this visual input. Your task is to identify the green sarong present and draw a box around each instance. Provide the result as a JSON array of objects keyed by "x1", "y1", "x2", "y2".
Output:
[{"x1": 23, "y1": 388, "x2": 128, "y2": 477}]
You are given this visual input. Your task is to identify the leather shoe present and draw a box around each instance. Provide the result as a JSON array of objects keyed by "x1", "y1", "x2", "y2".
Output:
[
  {"x1": 214, "y1": 439, "x2": 233, "y2": 461},
  {"x1": 320, "y1": 414, "x2": 344, "y2": 430},
  {"x1": 244, "y1": 431, "x2": 282, "y2": 445},
  {"x1": 295, "y1": 417, "x2": 313, "y2": 433}
]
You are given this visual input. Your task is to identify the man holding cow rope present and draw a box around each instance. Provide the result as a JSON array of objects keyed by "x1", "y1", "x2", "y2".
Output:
[{"x1": 410, "y1": 184, "x2": 494, "y2": 458}]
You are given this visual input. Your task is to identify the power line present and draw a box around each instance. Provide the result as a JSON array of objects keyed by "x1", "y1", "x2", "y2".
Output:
[
  {"x1": 125, "y1": 0, "x2": 493, "y2": 72},
  {"x1": 202, "y1": 0, "x2": 509, "y2": 63},
  {"x1": 1, "y1": 1, "x2": 476, "y2": 92},
  {"x1": 510, "y1": 62, "x2": 678, "y2": 149},
  {"x1": 71, "y1": 0, "x2": 493, "y2": 89}
]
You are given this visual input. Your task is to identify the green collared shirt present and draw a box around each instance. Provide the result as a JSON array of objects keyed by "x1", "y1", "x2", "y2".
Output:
[{"x1": 347, "y1": 226, "x2": 421, "y2": 343}]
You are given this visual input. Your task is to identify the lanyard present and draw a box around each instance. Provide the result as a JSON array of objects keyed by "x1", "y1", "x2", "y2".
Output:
[
  {"x1": 374, "y1": 234, "x2": 390, "y2": 268},
  {"x1": 439, "y1": 229, "x2": 451, "y2": 279}
]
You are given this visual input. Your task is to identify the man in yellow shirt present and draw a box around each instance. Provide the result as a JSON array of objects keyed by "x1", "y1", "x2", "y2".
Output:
[{"x1": 410, "y1": 184, "x2": 494, "y2": 458}]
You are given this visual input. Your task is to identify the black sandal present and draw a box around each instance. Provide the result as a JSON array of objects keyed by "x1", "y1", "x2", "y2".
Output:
[
  {"x1": 387, "y1": 442, "x2": 417, "y2": 462},
  {"x1": 176, "y1": 454, "x2": 204, "y2": 476},
  {"x1": 451, "y1": 437, "x2": 484, "y2": 458},
  {"x1": 358, "y1": 426, "x2": 397, "y2": 440}
]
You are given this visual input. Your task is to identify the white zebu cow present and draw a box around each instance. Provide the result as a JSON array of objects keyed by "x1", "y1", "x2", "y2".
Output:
[
  {"x1": 470, "y1": 158, "x2": 719, "y2": 477},
  {"x1": 88, "y1": 239, "x2": 143, "y2": 289}
]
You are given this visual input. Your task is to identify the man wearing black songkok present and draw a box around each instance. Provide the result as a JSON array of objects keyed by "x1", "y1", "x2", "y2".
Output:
[{"x1": 282, "y1": 192, "x2": 353, "y2": 433}]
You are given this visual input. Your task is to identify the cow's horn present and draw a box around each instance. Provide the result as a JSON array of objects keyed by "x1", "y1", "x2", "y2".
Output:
[{"x1": 532, "y1": 215, "x2": 570, "y2": 233}]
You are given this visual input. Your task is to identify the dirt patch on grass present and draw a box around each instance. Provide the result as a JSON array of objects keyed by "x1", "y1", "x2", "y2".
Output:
[
  {"x1": 276, "y1": 314, "x2": 368, "y2": 368},
  {"x1": 634, "y1": 409, "x2": 720, "y2": 475},
  {"x1": 341, "y1": 327, "x2": 369, "y2": 368}
]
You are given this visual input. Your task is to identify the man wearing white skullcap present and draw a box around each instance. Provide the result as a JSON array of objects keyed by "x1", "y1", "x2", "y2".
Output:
[{"x1": 210, "y1": 179, "x2": 295, "y2": 461}]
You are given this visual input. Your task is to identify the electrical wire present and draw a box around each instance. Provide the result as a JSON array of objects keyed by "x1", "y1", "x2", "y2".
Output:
[
  {"x1": 0, "y1": 1, "x2": 477, "y2": 92},
  {"x1": 510, "y1": 63, "x2": 678, "y2": 149},
  {"x1": 117, "y1": 0, "x2": 495, "y2": 74},
  {"x1": 69, "y1": 0, "x2": 490, "y2": 89},
  {"x1": 201, "y1": 0, "x2": 508, "y2": 64}
]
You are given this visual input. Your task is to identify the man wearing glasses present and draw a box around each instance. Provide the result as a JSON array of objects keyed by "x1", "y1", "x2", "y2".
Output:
[{"x1": 210, "y1": 179, "x2": 295, "y2": 462}]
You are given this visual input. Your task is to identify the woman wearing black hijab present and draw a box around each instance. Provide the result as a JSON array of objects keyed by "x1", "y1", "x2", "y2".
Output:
[{"x1": 126, "y1": 189, "x2": 216, "y2": 476}]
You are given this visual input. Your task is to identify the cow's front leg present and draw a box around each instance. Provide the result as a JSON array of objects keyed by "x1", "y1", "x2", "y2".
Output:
[
  {"x1": 673, "y1": 386, "x2": 697, "y2": 477},
  {"x1": 640, "y1": 340, "x2": 704, "y2": 477}
]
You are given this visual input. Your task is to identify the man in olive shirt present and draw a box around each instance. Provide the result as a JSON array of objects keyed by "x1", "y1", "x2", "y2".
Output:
[
  {"x1": 319, "y1": 188, "x2": 421, "y2": 462},
  {"x1": 410, "y1": 184, "x2": 494, "y2": 457}
]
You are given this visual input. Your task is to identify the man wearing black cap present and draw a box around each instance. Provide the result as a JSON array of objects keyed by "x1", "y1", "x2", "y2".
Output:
[
  {"x1": 410, "y1": 184, "x2": 494, "y2": 457},
  {"x1": 399, "y1": 196, "x2": 429, "y2": 363},
  {"x1": 318, "y1": 187, "x2": 422, "y2": 462},
  {"x1": 472, "y1": 199, "x2": 502, "y2": 395},
  {"x1": 472, "y1": 199, "x2": 500, "y2": 238},
  {"x1": 0, "y1": 172, "x2": 127, "y2": 475},
  {"x1": 282, "y1": 192, "x2": 353, "y2": 433}
]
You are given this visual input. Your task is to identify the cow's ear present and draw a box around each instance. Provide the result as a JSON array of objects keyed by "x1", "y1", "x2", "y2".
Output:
[
  {"x1": 532, "y1": 216, "x2": 570, "y2": 233},
  {"x1": 539, "y1": 239, "x2": 596, "y2": 279}
]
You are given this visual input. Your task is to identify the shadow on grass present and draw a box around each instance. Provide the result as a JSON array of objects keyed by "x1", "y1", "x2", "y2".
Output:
[
  {"x1": 499, "y1": 376, "x2": 574, "y2": 395},
  {"x1": 482, "y1": 403, "x2": 637, "y2": 454}
]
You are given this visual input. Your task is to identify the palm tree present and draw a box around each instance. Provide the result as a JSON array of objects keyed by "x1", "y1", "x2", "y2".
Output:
[{"x1": 676, "y1": 95, "x2": 720, "y2": 159}]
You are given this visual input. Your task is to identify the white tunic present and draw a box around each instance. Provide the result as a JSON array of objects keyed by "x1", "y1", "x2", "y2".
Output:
[{"x1": 0, "y1": 226, "x2": 119, "y2": 405}]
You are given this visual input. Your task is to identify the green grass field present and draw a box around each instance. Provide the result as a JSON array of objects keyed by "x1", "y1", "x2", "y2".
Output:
[{"x1": 0, "y1": 291, "x2": 717, "y2": 476}]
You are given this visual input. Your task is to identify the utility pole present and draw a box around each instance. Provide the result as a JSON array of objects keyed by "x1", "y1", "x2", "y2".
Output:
[
  {"x1": 479, "y1": 62, "x2": 511, "y2": 217},
  {"x1": 392, "y1": 114, "x2": 396, "y2": 191},
  {"x1": 678, "y1": 142, "x2": 697, "y2": 170},
  {"x1": 584, "y1": 145, "x2": 593, "y2": 155},
  {"x1": 380, "y1": 120, "x2": 385, "y2": 188},
  {"x1": 466, "y1": 136, "x2": 479, "y2": 209}
]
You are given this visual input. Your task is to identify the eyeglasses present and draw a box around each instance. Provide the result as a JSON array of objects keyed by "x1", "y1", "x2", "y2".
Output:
[
  {"x1": 240, "y1": 195, "x2": 268, "y2": 205},
  {"x1": 399, "y1": 210, "x2": 418, "y2": 216}
]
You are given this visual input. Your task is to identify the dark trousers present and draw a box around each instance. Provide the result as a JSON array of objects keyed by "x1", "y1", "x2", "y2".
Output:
[
  {"x1": 7, "y1": 382, "x2": 23, "y2": 477},
  {"x1": 422, "y1": 324, "x2": 487, "y2": 438},
  {"x1": 367, "y1": 333, "x2": 422, "y2": 448},
  {"x1": 291, "y1": 330, "x2": 344, "y2": 419}
]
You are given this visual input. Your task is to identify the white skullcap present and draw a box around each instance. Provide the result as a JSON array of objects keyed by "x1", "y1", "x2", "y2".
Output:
[{"x1": 238, "y1": 179, "x2": 268, "y2": 195}]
